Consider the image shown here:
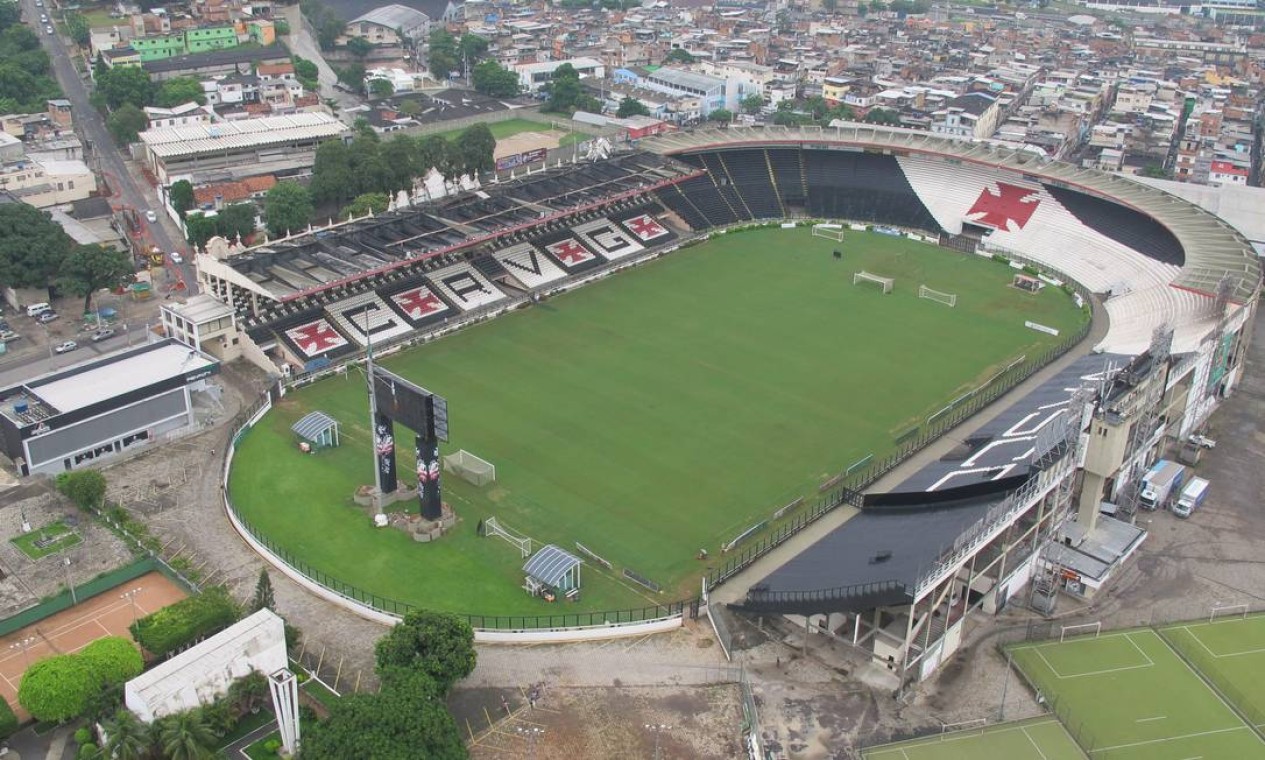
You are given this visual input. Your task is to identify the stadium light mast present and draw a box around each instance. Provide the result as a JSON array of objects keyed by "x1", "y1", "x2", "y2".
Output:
[{"x1": 363, "y1": 309, "x2": 385, "y2": 513}]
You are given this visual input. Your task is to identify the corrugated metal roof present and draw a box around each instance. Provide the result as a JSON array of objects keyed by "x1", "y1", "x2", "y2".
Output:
[
  {"x1": 140, "y1": 113, "x2": 349, "y2": 159},
  {"x1": 291, "y1": 411, "x2": 338, "y2": 441},
  {"x1": 640, "y1": 124, "x2": 1261, "y2": 303},
  {"x1": 352, "y1": 3, "x2": 430, "y2": 29},
  {"x1": 523, "y1": 544, "x2": 580, "y2": 588}
]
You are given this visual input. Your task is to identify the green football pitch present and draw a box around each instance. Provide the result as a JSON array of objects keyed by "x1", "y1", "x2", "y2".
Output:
[
  {"x1": 229, "y1": 227, "x2": 1086, "y2": 616},
  {"x1": 1160, "y1": 613, "x2": 1265, "y2": 729},
  {"x1": 1009, "y1": 628, "x2": 1265, "y2": 760},
  {"x1": 863, "y1": 718, "x2": 1086, "y2": 760}
]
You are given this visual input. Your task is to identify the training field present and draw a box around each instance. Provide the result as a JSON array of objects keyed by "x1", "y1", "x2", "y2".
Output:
[
  {"x1": 1160, "y1": 613, "x2": 1265, "y2": 728},
  {"x1": 1010, "y1": 628, "x2": 1265, "y2": 760},
  {"x1": 230, "y1": 228, "x2": 1086, "y2": 616},
  {"x1": 863, "y1": 717, "x2": 1085, "y2": 760}
]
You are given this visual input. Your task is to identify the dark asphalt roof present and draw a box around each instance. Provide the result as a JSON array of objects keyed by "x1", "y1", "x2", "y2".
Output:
[
  {"x1": 749, "y1": 353, "x2": 1124, "y2": 598},
  {"x1": 142, "y1": 44, "x2": 291, "y2": 75}
]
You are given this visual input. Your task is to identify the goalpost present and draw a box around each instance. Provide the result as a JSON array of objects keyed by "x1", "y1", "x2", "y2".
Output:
[
  {"x1": 919, "y1": 285, "x2": 957, "y2": 308},
  {"x1": 483, "y1": 516, "x2": 531, "y2": 558},
  {"x1": 812, "y1": 223, "x2": 845, "y2": 242},
  {"x1": 853, "y1": 271, "x2": 893, "y2": 294},
  {"x1": 1210, "y1": 603, "x2": 1249, "y2": 624},
  {"x1": 1059, "y1": 621, "x2": 1102, "y2": 643},
  {"x1": 442, "y1": 449, "x2": 497, "y2": 486}
]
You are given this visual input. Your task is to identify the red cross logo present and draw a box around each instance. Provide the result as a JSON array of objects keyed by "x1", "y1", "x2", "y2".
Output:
[
  {"x1": 966, "y1": 183, "x2": 1041, "y2": 231},
  {"x1": 625, "y1": 215, "x2": 667, "y2": 241},
  {"x1": 287, "y1": 320, "x2": 345, "y2": 356},
  {"x1": 547, "y1": 239, "x2": 593, "y2": 265},
  {"x1": 392, "y1": 287, "x2": 446, "y2": 319}
]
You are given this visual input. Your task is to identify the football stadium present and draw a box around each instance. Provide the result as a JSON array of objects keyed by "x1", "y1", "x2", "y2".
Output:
[{"x1": 199, "y1": 125, "x2": 1258, "y2": 686}]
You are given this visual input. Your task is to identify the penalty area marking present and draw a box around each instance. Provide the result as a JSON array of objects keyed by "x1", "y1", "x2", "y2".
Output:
[
  {"x1": 1089, "y1": 725, "x2": 1255, "y2": 754},
  {"x1": 1180, "y1": 625, "x2": 1265, "y2": 659},
  {"x1": 1029, "y1": 632, "x2": 1154, "y2": 680}
]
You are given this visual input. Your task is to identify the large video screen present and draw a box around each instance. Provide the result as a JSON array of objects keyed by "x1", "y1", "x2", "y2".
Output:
[{"x1": 371, "y1": 368, "x2": 449, "y2": 441}]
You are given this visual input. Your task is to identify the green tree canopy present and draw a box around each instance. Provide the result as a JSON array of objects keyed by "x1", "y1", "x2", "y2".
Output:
[
  {"x1": 427, "y1": 28, "x2": 458, "y2": 79},
  {"x1": 130, "y1": 586, "x2": 241, "y2": 658},
  {"x1": 310, "y1": 139, "x2": 353, "y2": 205},
  {"x1": 456, "y1": 123, "x2": 496, "y2": 176},
  {"x1": 101, "y1": 709, "x2": 153, "y2": 760},
  {"x1": 471, "y1": 60, "x2": 519, "y2": 98},
  {"x1": 342, "y1": 191, "x2": 389, "y2": 219},
  {"x1": 79, "y1": 637, "x2": 143, "y2": 686},
  {"x1": 863, "y1": 107, "x2": 900, "y2": 125},
  {"x1": 106, "y1": 103, "x2": 148, "y2": 145},
  {"x1": 459, "y1": 33, "x2": 489, "y2": 63},
  {"x1": 96, "y1": 66, "x2": 155, "y2": 110},
  {"x1": 0, "y1": 202, "x2": 74, "y2": 291},
  {"x1": 369, "y1": 78, "x2": 394, "y2": 98},
  {"x1": 264, "y1": 181, "x2": 314, "y2": 237},
  {"x1": 169, "y1": 179, "x2": 195, "y2": 218},
  {"x1": 58, "y1": 244, "x2": 136, "y2": 314},
  {"x1": 708, "y1": 108, "x2": 733, "y2": 123},
  {"x1": 184, "y1": 212, "x2": 218, "y2": 249},
  {"x1": 374, "y1": 610, "x2": 476, "y2": 693},
  {"x1": 337, "y1": 62, "x2": 366, "y2": 90},
  {"x1": 157, "y1": 709, "x2": 217, "y2": 760},
  {"x1": 0, "y1": 696, "x2": 17, "y2": 740},
  {"x1": 250, "y1": 568, "x2": 275, "y2": 613},
  {"x1": 18, "y1": 655, "x2": 99, "y2": 723},
  {"x1": 65, "y1": 12, "x2": 91, "y2": 45},
  {"x1": 544, "y1": 63, "x2": 598, "y2": 114},
  {"x1": 380, "y1": 134, "x2": 418, "y2": 193},
  {"x1": 55, "y1": 469, "x2": 107, "y2": 510},
  {"x1": 154, "y1": 77, "x2": 206, "y2": 108},
  {"x1": 740, "y1": 93, "x2": 765, "y2": 114},
  {"x1": 347, "y1": 36, "x2": 373, "y2": 59},
  {"x1": 616, "y1": 96, "x2": 650, "y2": 118},
  {"x1": 215, "y1": 203, "x2": 258, "y2": 242},
  {"x1": 665, "y1": 48, "x2": 694, "y2": 64}
]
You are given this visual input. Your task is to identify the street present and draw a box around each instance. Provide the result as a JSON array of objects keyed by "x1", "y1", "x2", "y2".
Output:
[
  {"x1": 25, "y1": 0, "x2": 199, "y2": 291},
  {"x1": 281, "y1": 4, "x2": 362, "y2": 114}
]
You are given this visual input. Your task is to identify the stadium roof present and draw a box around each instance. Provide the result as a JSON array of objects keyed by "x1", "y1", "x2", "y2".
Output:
[
  {"x1": 139, "y1": 113, "x2": 350, "y2": 160},
  {"x1": 640, "y1": 125, "x2": 1261, "y2": 303}
]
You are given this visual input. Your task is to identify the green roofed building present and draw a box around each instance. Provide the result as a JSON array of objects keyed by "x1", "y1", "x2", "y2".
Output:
[{"x1": 130, "y1": 26, "x2": 239, "y2": 62}]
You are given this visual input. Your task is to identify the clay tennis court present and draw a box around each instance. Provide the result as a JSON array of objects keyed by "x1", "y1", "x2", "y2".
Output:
[{"x1": 0, "y1": 571, "x2": 187, "y2": 719}]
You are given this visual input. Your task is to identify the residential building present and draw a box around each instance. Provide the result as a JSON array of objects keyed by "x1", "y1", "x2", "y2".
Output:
[
  {"x1": 0, "y1": 158, "x2": 97, "y2": 208},
  {"x1": 515, "y1": 58, "x2": 605, "y2": 94},
  {"x1": 144, "y1": 102, "x2": 213, "y2": 129},
  {"x1": 930, "y1": 92, "x2": 1000, "y2": 140}
]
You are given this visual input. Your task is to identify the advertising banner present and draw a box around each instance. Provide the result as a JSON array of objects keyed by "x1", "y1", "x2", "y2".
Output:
[
  {"x1": 416, "y1": 434, "x2": 443, "y2": 520},
  {"x1": 374, "y1": 412, "x2": 398, "y2": 494}
]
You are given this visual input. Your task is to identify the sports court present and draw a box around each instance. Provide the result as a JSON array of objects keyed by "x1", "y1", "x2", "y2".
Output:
[
  {"x1": 1160, "y1": 610, "x2": 1265, "y2": 728},
  {"x1": 1010, "y1": 626, "x2": 1265, "y2": 759},
  {"x1": 0, "y1": 572, "x2": 187, "y2": 719},
  {"x1": 862, "y1": 717, "x2": 1085, "y2": 760}
]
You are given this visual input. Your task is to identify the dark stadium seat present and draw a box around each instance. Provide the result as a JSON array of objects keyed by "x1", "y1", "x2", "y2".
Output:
[
  {"x1": 1044, "y1": 185, "x2": 1185, "y2": 267},
  {"x1": 804, "y1": 151, "x2": 942, "y2": 233},
  {"x1": 713, "y1": 149, "x2": 784, "y2": 218}
]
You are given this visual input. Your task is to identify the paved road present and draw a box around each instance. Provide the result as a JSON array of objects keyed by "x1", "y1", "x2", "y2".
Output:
[
  {"x1": 27, "y1": 0, "x2": 198, "y2": 292},
  {"x1": 281, "y1": 5, "x2": 361, "y2": 114}
]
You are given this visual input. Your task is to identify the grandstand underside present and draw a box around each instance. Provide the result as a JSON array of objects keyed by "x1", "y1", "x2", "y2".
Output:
[{"x1": 204, "y1": 126, "x2": 1259, "y2": 682}]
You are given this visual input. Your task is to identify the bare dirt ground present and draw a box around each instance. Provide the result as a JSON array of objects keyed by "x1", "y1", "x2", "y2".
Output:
[{"x1": 494, "y1": 131, "x2": 569, "y2": 160}]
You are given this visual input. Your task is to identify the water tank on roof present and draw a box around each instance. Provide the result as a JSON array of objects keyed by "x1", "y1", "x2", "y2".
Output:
[{"x1": 13, "y1": 401, "x2": 28, "y2": 415}]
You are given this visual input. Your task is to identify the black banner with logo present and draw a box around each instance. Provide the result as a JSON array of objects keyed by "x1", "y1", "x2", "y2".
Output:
[
  {"x1": 373, "y1": 413, "x2": 397, "y2": 494},
  {"x1": 416, "y1": 434, "x2": 442, "y2": 520}
]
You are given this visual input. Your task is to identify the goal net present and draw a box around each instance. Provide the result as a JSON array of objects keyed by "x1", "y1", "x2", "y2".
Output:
[
  {"x1": 812, "y1": 224, "x2": 845, "y2": 242},
  {"x1": 1059, "y1": 621, "x2": 1101, "y2": 643},
  {"x1": 442, "y1": 449, "x2": 496, "y2": 486},
  {"x1": 483, "y1": 516, "x2": 531, "y2": 558},
  {"x1": 919, "y1": 285, "x2": 957, "y2": 307},
  {"x1": 1210, "y1": 603, "x2": 1249, "y2": 624},
  {"x1": 853, "y1": 271, "x2": 893, "y2": 294}
]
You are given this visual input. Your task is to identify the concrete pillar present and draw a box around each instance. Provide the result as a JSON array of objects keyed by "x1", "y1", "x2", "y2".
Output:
[{"x1": 268, "y1": 669, "x2": 300, "y2": 757}]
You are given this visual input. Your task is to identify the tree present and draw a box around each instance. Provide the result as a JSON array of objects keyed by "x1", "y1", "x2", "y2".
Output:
[
  {"x1": 18, "y1": 655, "x2": 99, "y2": 722},
  {"x1": 226, "y1": 671, "x2": 268, "y2": 715},
  {"x1": 427, "y1": 28, "x2": 458, "y2": 79},
  {"x1": 337, "y1": 62, "x2": 366, "y2": 89},
  {"x1": 169, "y1": 179, "x2": 195, "y2": 219},
  {"x1": 96, "y1": 66, "x2": 155, "y2": 110},
  {"x1": 0, "y1": 697, "x2": 17, "y2": 740},
  {"x1": 740, "y1": 93, "x2": 765, "y2": 114},
  {"x1": 157, "y1": 710, "x2": 217, "y2": 760},
  {"x1": 0, "y1": 202, "x2": 74, "y2": 290},
  {"x1": 310, "y1": 139, "x2": 353, "y2": 205},
  {"x1": 379, "y1": 134, "x2": 418, "y2": 193},
  {"x1": 347, "y1": 36, "x2": 373, "y2": 59},
  {"x1": 374, "y1": 610, "x2": 476, "y2": 693},
  {"x1": 544, "y1": 63, "x2": 586, "y2": 113},
  {"x1": 396, "y1": 99, "x2": 422, "y2": 117},
  {"x1": 456, "y1": 123, "x2": 496, "y2": 176},
  {"x1": 55, "y1": 468, "x2": 106, "y2": 510},
  {"x1": 154, "y1": 77, "x2": 206, "y2": 108},
  {"x1": 471, "y1": 60, "x2": 519, "y2": 98},
  {"x1": 348, "y1": 132, "x2": 386, "y2": 195},
  {"x1": 616, "y1": 96, "x2": 650, "y2": 118},
  {"x1": 417, "y1": 135, "x2": 449, "y2": 174},
  {"x1": 863, "y1": 107, "x2": 900, "y2": 125},
  {"x1": 292, "y1": 56, "x2": 319, "y2": 90},
  {"x1": 184, "y1": 212, "x2": 218, "y2": 248},
  {"x1": 369, "y1": 77, "x2": 394, "y2": 98},
  {"x1": 342, "y1": 192, "x2": 389, "y2": 219},
  {"x1": 708, "y1": 108, "x2": 733, "y2": 123},
  {"x1": 301, "y1": 671, "x2": 466, "y2": 760},
  {"x1": 1140, "y1": 164, "x2": 1169, "y2": 179},
  {"x1": 58, "y1": 244, "x2": 136, "y2": 315},
  {"x1": 459, "y1": 33, "x2": 489, "y2": 63},
  {"x1": 215, "y1": 203, "x2": 257, "y2": 242},
  {"x1": 250, "y1": 568, "x2": 275, "y2": 613},
  {"x1": 264, "y1": 181, "x2": 313, "y2": 236},
  {"x1": 664, "y1": 48, "x2": 694, "y2": 64},
  {"x1": 65, "y1": 12, "x2": 91, "y2": 46},
  {"x1": 106, "y1": 103, "x2": 147, "y2": 145},
  {"x1": 79, "y1": 637, "x2": 143, "y2": 686},
  {"x1": 102, "y1": 709, "x2": 153, "y2": 760}
]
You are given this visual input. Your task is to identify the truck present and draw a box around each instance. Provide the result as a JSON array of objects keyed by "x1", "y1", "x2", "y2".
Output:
[
  {"x1": 1139, "y1": 459, "x2": 1186, "y2": 511},
  {"x1": 1172, "y1": 477, "x2": 1210, "y2": 518}
]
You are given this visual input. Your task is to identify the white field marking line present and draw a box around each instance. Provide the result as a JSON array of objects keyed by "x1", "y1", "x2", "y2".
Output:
[
  {"x1": 867, "y1": 720, "x2": 1064, "y2": 755},
  {"x1": 1183, "y1": 625, "x2": 1265, "y2": 659},
  {"x1": 1150, "y1": 631, "x2": 1265, "y2": 747},
  {"x1": 1089, "y1": 725, "x2": 1252, "y2": 754},
  {"x1": 1135, "y1": 716, "x2": 1167, "y2": 723},
  {"x1": 1177, "y1": 756, "x2": 1204, "y2": 760},
  {"x1": 1124, "y1": 632, "x2": 1156, "y2": 668},
  {"x1": 1030, "y1": 636, "x2": 1154, "y2": 680},
  {"x1": 1021, "y1": 726, "x2": 1050, "y2": 760}
]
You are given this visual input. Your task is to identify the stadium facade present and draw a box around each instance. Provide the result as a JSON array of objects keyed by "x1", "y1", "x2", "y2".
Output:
[{"x1": 200, "y1": 125, "x2": 1259, "y2": 681}]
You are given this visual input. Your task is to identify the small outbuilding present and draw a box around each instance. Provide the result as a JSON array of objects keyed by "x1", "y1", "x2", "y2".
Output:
[
  {"x1": 291, "y1": 411, "x2": 339, "y2": 450},
  {"x1": 523, "y1": 544, "x2": 581, "y2": 600}
]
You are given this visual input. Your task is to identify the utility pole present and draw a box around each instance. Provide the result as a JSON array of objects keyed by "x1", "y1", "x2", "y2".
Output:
[
  {"x1": 120, "y1": 586, "x2": 143, "y2": 622},
  {"x1": 644, "y1": 724, "x2": 671, "y2": 760}
]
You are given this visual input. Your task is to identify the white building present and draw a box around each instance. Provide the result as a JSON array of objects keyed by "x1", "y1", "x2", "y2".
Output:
[
  {"x1": 0, "y1": 158, "x2": 96, "y2": 208},
  {"x1": 144, "y1": 102, "x2": 213, "y2": 130},
  {"x1": 514, "y1": 57, "x2": 605, "y2": 94}
]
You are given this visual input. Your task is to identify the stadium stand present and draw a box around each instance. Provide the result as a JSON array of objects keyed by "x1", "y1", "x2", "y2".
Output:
[
  {"x1": 805, "y1": 151, "x2": 942, "y2": 231},
  {"x1": 1044, "y1": 184, "x2": 1185, "y2": 267},
  {"x1": 426, "y1": 262, "x2": 506, "y2": 310}
]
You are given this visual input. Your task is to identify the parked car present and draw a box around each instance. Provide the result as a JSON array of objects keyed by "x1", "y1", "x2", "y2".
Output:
[
  {"x1": 44, "y1": 25, "x2": 52, "y2": 34},
  {"x1": 1188, "y1": 434, "x2": 1217, "y2": 449},
  {"x1": 39, "y1": 14, "x2": 47, "y2": 22},
  {"x1": 145, "y1": 210, "x2": 158, "y2": 223},
  {"x1": 0, "y1": 331, "x2": 19, "y2": 342},
  {"x1": 36, "y1": 311, "x2": 58, "y2": 323},
  {"x1": 90, "y1": 328, "x2": 116, "y2": 342},
  {"x1": 53, "y1": 340, "x2": 77, "y2": 354},
  {"x1": 169, "y1": 251, "x2": 183, "y2": 264}
]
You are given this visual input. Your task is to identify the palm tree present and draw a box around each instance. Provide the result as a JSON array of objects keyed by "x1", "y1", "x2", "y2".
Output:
[
  {"x1": 158, "y1": 710, "x2": 217, "y2": 760},
  {"x1": 102, "y1": 709, "x2": 153, "y2": 760}
]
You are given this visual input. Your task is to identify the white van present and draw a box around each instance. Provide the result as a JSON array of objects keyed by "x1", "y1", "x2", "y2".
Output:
[{"x1": 25, "y1": 303, "x2": 50, "y2": 317}]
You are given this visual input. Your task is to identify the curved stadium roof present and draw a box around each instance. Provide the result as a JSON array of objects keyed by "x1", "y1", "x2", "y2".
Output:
[{"x1": 640, "y1": 124, "x2": 1261, "y2": 304}]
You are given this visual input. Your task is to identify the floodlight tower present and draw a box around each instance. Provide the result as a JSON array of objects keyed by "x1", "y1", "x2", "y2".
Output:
[{"x1": 364, "y1": 310, "x2": 396, "y2": 511}]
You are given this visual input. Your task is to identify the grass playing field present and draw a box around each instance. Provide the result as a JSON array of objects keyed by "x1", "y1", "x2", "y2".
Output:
[
  {"x1": 1160, "y1": 613, "x2": 1265, "y2": 729},
  {"x1": 229, "y1": 227, "x2": 1087, "y2": 616},
  {"x1": 429, "y1": 117, "x2": 586, "y2": 145},
  {"x1": 1009, "y1": 628, "x2": 1265, "y2": 760},
  {"x1": 863, "y1": 717, "x2": 1086, "y2": 760}
]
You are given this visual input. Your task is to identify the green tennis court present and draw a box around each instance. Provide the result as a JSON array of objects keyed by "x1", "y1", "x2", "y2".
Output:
[{"x1": 863, "y1": 717, "x2": 1085, "y2": 760}]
